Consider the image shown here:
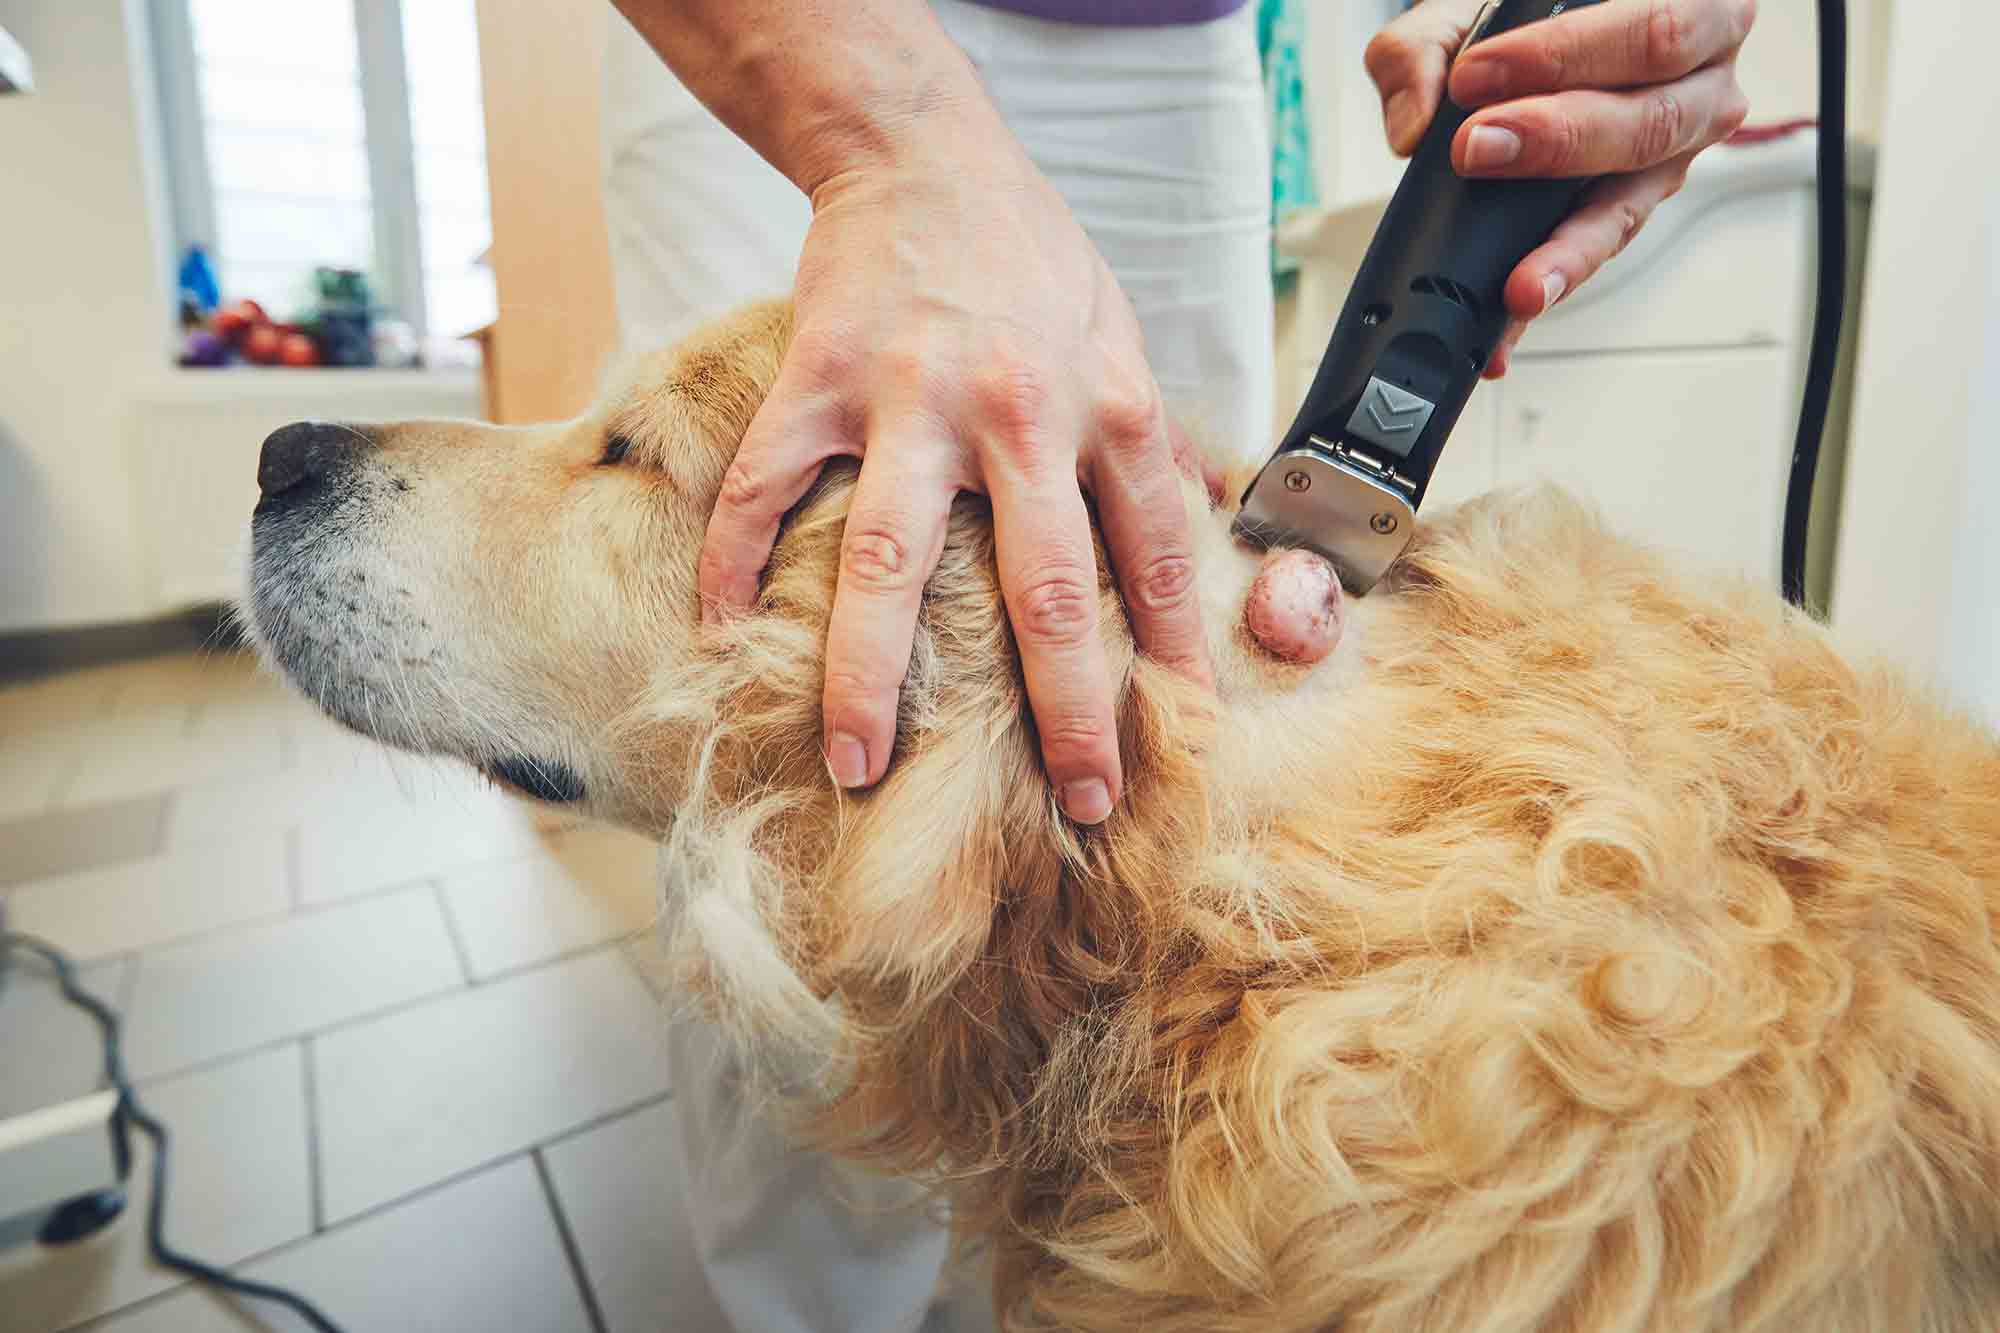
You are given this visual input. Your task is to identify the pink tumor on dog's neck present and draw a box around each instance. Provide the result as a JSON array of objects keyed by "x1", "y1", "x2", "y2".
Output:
[{"x1": 1244, "y1": 548, "x2": 1344, "y2": 665}]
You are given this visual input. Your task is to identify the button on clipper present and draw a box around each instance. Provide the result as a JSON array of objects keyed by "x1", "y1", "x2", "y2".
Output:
[{"x1": 1344, "y1": 378, "x2": 1437, "y2": 460}]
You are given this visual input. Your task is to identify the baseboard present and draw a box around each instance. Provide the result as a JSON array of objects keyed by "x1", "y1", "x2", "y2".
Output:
[{"x1": 0, "y1": 605, "x2": 245, "y2": 684}]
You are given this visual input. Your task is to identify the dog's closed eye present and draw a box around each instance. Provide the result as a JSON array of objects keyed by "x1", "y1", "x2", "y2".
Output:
[{"x1": 600, "y1": 433, "x2": 634, "y2": 466}]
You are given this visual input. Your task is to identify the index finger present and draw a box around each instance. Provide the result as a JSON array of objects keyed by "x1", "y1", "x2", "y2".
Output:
[
  {"x1": 1449, "y1": 0, "x2": 1756, "y2": 107},
  {"x1": 697, "y1": 375, "x2": 847, "y2": 623}
]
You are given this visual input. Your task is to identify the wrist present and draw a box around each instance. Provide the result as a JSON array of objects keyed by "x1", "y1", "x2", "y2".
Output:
[{"x1": 730, "y1": 23, "x2": 1004, "y2": 197}]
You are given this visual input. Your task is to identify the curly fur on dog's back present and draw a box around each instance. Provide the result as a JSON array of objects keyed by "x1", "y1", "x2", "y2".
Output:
[{"x1": 622, "y1": 314, "x2": 2000, "y2": 1330}]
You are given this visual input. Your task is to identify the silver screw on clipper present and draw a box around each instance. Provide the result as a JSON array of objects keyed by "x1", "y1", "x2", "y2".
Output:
[
  {"x1": 1370, "y1": 512, "x2": 1399, "y2": 534},
  {"x1": 1284, "y1": 470, "x2": 1312, "y2": 492}
]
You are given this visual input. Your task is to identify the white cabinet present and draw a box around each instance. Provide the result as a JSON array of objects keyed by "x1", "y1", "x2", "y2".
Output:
[{"x1": 1485, "y1": 348, "x2": 1796, "y2": 581}]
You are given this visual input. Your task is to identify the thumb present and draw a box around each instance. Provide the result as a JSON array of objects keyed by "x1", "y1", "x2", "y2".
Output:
[{"x1": 1363, "y1": 0, "x2": 1489, "y2": 156}]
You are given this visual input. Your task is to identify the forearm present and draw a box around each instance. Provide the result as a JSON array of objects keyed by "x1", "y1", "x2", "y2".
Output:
[{"x1": 607, "y1": 0, "x2": 1001, "y2": 195}]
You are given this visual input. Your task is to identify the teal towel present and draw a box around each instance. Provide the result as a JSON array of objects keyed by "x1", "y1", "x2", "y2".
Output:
[{"x1": 1258, "y1": 0, "x2": 1319, "y2": 288}]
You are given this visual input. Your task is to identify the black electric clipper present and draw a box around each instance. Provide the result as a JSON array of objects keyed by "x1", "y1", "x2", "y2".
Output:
[{"x1": 1236, "y1": 0, "x2": 1606, "y2": 593}]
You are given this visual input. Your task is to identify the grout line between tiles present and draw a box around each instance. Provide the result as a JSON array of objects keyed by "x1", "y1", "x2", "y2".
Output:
[
  {"x1": 285, "y1": 823, "x2": 304, "y2": 912},
  {"x1": 612, "y1": 930, "x2": 677, "y2": 1008},
  {"x1": 475, "y1": 935, "x2": 647, "y2": 992},
  {"x1": 431, "y1": 879, "x2": 478, "y2": 985},
  {"x1": 302, "y1": 1035, "x2": 326, "y2": 1233},
  {"x1": 534, "y1": 1147, "x2": 611, "y2": 1333},
  {"x1": 533, "y1": 1088, "x2": 675, "y2": 1155}
]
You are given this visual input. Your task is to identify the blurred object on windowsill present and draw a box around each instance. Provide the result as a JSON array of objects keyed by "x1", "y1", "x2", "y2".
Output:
[
  {"x1": 0, "y1": 24, "x2": 33, "y2": 94},
  {"x1": 178, "y1": 266, "x2": 403, "y2": 371}
]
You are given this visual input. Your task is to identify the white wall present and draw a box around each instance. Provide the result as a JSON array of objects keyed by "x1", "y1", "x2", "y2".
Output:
[
  {"x1": 0, "y1": 0, "x2": 176, "y2": 633},
  {"x1": 1831, "y1": 0, "x2": 2000, "y2": 719},
  {"x1": 1941, "y1": 163, "x2": 2000, "y2": 724}
]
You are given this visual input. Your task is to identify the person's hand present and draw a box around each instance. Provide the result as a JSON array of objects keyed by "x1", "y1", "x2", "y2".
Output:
[
  {"x1": 699, "y1": 111, "x2": 1211, "y2": 825},
  {"x1": 1367, "y1": 0, "x2": 1755, "y2": 377}
]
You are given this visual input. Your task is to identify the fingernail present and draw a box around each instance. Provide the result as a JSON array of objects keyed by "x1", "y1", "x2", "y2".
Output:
[
  {"x1": 1450, "y1": 60, "x2": 1506, "y2": 105},
  {"x1": 1463, "y1": 125, "x2": 1522, "y2": 172},
  {"x1": 828, "y1": 732, "x2": 868, "y2": 789},
  {"x1": 1062, "y1": 778, "x2": 1113, "y2": 825},
  {"x1": 1541, "y1": 271, "x2": 1568, "y2": 312}
]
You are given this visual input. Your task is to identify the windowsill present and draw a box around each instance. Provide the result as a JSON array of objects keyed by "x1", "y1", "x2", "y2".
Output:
[{"x1": 131, "y1": 364, "x2": 482, "y2": 407}]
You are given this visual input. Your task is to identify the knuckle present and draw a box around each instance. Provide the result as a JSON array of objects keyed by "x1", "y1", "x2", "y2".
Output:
[
  {"x1": 877, "y1": 344, "x2": 933, "y2": 398},
  {"x1": 716, "y1": 457, "x2": 769, "y2": 514},
  {"x1": 1644, "y1": 0, "x2": 1696, "y2": 72},
  {"x1": 1363, "y1": 30, "x2": 1411, "y2": 87},
  {"x1": 1127, "y1": 549, "x2": 1198, "y2": 617},
  {"x1": 1544, "y1": 114, "x2": 1588, "y2": 175},
  {"x1": 1090, "y1": 386, "x2": 1159, "y2": 459},
  {"x1": 839, "y1": 524, "x2": 917, "y2": 592},
  {"x1": 1014, "y1": 569, "x2": 1098, "y2": 647},
  {"x1": 786, "y1": 324, "x2": 858, "y2": 388},
  {"x1": 1718, "y1": 84, "x2": 1752, "y2": 138},
  {"x1": 971, "y1": 359, "x2": 1052, "y2": 456},
  {"x1": 1733, "y1": 0, "x2": 1758, "y2": 47},
  {"x1": 1638, "y1": 88, "x2": 1685, "y2": 163},
  {"x1": 1607, "y1": 200, "x2": 1648, "y2": 258},
  {"x1": 1039, "y1": 715, "x2": 1113, "y2": 765},
  {"x1": 822, "y1": 666, "x2": 898, "y2": 715}
]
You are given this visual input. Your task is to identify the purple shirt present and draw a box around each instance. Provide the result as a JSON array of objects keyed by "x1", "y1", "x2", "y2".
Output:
[{"x1": 964, "y1": 0, "x2": 1249, "y2": 24}]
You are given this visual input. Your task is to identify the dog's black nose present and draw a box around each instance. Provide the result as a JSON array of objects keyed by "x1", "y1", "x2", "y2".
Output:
[{"x1": 258, "y1": 421, "x2": 371, "y2": 502}]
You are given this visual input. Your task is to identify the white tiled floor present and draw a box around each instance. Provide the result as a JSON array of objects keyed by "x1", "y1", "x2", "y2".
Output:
[
  {"x1": 0, "y1": 649, "x2": 732, "y2": 1333},
  {"x1": 0, "y1": 1045, "x2": 312, "y2": 1332}
]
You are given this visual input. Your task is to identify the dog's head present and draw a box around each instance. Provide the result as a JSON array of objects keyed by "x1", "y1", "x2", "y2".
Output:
[{"x1": 247, "y1": 301, "x2": 795, "y2": 824}]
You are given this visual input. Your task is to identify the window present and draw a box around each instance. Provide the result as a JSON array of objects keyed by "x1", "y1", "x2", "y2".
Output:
[{"x1": 152, "y1": 0, "x2": 497, "y2": 361}]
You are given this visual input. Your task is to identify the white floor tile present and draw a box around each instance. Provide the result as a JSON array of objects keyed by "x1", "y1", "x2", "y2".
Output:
[
  {"x1": 542, "y1": 1099, "x2": 732, "y2": 1333},
  {"x1": 296, "y1": 797, "x2": 555, "y2": 907},
  {"x1": 163, "y1": 763, "x2": 408, "y2": 851},
  {"x1": 312, "y1": 949, "x2": 672, "y2": 1223},
  {"x1": 440, "y1": 826, "x2": 659, "y2": 979},
  {"x1": 0, "y1": 1045, "x2": 311, "y2": 1333},
  {"x1": 60, "y1": 708, "x2": 284, "y2": 809},
  {"x1": 87, "y1": 1158, "x2": 592, "y2": 1333},
  {"x1": 122, "y1": 888, "x2": 465, "y2": 1081},
  {"x1": 4, "y1": 832, "x2": 289, "y2": 962},
  {"x1": 0, "y1": 955, "x2": 126, "y2": 1120}
]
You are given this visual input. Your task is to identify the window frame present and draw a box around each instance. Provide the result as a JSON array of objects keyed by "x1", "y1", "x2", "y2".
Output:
[{"x1": 150, "y1": 0, "x2": 436, "y2": 347}]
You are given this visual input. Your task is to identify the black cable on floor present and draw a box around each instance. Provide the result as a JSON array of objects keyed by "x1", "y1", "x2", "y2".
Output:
[
  {"x1": 1780, "y1": 0, "x2": 1849, "y2": 610},
  {"x1": 1, "y1": 931, "x2": 348, "y2": 1333}
]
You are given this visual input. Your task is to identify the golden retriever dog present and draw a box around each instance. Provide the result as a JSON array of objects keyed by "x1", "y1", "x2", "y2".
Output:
[{"x1": 243, "y1": 300, "x2": 2000, "y2": 1332}]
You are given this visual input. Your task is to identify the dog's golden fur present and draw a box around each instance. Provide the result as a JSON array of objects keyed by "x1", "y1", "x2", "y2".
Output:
[{"x1": 249, "y1": 302, "x2": 2000, "y2": 1331}]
